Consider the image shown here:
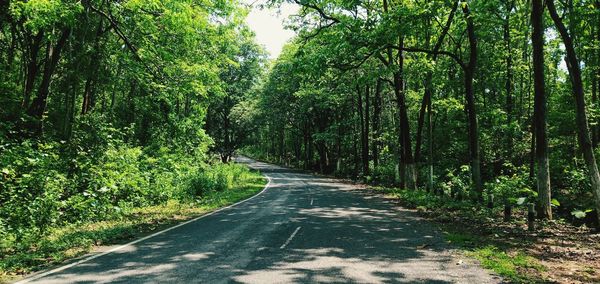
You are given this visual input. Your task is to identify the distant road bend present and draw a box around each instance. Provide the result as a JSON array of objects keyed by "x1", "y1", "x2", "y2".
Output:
[{"x1": 18, "y1": 157, "x2": 500, "y2": 284}]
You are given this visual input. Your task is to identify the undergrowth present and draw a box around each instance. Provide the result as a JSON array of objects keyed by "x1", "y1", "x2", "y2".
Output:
[{"x1": 0, "y1": 163, "x2": 265, "y2": 281}]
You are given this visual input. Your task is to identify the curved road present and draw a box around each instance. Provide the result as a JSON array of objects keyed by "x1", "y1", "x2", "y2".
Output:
[{"x1": 19, "y1": 157, "x2": 500, "y2": 283}]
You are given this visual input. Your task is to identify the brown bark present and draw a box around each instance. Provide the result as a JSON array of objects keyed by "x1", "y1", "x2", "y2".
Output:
[
  {"x1": 505, "y1": 0, "x2": 515, "y2": 156},
  {"x1": 379, "y1": 0, "x2": 415, "y2": 188},
  {"x1": 82, "y1": 18, "x2": 105, "y2": 115},
  {"x1": 419, "y1": 1, "x2": 458, "y2": 191},
  {"x1": 396, "y1": 36, "x2": 417, "y2": 189},
  {"x1": 532, "y1": 0, "x2": 552, "y2": 220},
  {"x1": 364, "y1": 84, "x2": 370, "y2": 175},
  {"x1": 592, "y1": 0, "x2": 600, "y2": 148},
  {"x1": 414, "y1": 88, "x2": 429, "y2": 164}
]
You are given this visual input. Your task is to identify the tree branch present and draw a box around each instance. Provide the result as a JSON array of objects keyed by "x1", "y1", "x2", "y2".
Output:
[
  {"x1": 293, "y1": 0, "x2": 341, "y2": 24},
  {"x1": 388, "y1": 45, "x2": 466, "y2": 70}
]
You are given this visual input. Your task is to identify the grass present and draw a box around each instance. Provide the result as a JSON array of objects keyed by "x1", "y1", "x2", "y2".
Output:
[
  {"x1": 444, "y1": 231, "x2": 544, "y2": 283},
  {"x1": 468, "y1": 246, "x2": 544, "y2": 283},
  {"x1": 0, "y1": 169, "x2": 266, "y2": 283}
]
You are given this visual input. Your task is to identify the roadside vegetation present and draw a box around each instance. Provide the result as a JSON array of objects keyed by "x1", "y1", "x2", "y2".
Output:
[
  {"x1": 0, "y1": 0, "x2": 265, "y2": 280},
  {"x1": 1, "y1": 161, "x2": 265, "y2": 281}
]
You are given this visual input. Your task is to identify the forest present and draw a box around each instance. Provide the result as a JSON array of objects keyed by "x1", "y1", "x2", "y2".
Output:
[
  {"x1": 0, "y1": 0, "x2": 267, "y2": 276},
  {"x1": 243, "y1": 0, "x2": 600, "y2": 229},
  {"x1": 1, "y1": 0, "x2": 600, "y2": 282}
]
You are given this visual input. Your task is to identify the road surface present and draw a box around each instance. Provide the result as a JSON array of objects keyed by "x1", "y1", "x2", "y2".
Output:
[{"x1": 19, "y1": 157, "x2": 500, "y2": 283}]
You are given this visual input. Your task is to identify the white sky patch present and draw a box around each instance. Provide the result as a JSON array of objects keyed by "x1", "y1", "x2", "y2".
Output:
[{"x1": 244, "y1": 0, "x2": 298, "y2": 59}]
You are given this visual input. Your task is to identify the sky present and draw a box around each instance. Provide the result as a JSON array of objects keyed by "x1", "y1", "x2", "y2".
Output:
[{"x1": 243, "y1": 0, "x2": 298, "y2": 59}]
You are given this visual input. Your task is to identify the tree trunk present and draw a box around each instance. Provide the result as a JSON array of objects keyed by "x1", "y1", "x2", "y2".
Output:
[
  {"x1": 548, "y1": 0, "x2": 600, "y2": 227},
  {"x1": 505, "y1": 0, "x2": 515, "y2": 158},
  {"x1": 427, "y1": 79, "x2": 434, "y2": 192},
  {"x1": 279, "y1": 126, "x2": 285, "y2": 162},
  {"x1": 593, "y1": 38, "x2": 598, "y2": 147},
  {"x1": 372, "y1": 79, "x2": 382, "y2": 168},
  {"x1": 395, "y1": 36, "x2": 417, "y2": 190},
  {"x1": 358, "y1": 85, "x2": 369, "y2": 176},
  {"x1": 421, "y1": 1, "x2": 458, "y2": 191},
  {"x1": 62, "y1": 75, "x2": 77, "y2": 140},
  {"x1": 27, "y1": 29, "x2": 70, "y2": 121},
  {"x1": 22, "y1": 31, "x2": 44, "y2": 108},
  {"x1": 414, "y1": 87, "x2": 429, "y2": 164},
  {"x1": 81, "y1": 76, "x2": 95, "y2": 115},
  {"x1": 304, "y1": 123, "x2": 310, "y2": 169},
  {"x1": 592, "y1": 0, "x2": 600, "y2": 148},
  {"x1": 462, "y1": 3, "x2": 483, "y2": 200},
  {"x1": 365, "y1": 85, "x2": 370, "y2": 175},
  {"x1": 532, "y1": 0, "x2": 552, "y2": 220}
]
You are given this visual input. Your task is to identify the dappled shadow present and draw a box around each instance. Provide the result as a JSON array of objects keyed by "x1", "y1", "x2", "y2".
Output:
[{"x1": 28, "y1": 157, "x2": 500, "y2": 284}]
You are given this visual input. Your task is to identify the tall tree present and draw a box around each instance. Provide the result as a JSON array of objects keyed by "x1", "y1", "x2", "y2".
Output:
[
  {"x1": 461, "y1": 2, "x2": 483, "y2": 200},
  {"x1": 547, "y1": 0, "x2": 600, "y2": 226},
  {"x1": 531, "y1": 0, "x2": 552, "y2": 220}
]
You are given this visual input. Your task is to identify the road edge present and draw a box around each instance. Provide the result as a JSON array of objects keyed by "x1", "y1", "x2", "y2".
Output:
[{"x1": 13, "y1": 171, "x2": 272, "y2": 284}]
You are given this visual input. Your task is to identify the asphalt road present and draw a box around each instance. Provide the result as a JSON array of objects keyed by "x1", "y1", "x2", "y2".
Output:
[{"x1": 19, "y1": 157, "x2": 500, "y2": 284}]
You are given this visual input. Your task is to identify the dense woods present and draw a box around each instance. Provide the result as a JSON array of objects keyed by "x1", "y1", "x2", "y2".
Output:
[
  {"x1": 0, "y1": 0, "x2": 265, "y2": 271},
  {"x1": 242, "y1": 0, "x2": 600, "y2": 229}
]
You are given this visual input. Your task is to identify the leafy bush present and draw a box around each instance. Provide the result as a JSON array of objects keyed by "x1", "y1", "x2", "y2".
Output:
[
  {"x1": 485, "y1": 164, "x2": 536, "y2": 206},
  {"x1": 0, "y1": 140, "x2": 67, "y2": 235},
  {"x1": 371, "y1": 163, "x2": 398, "y2": 185},
  {"x1": 0, "y1": 124, "x2": 246, "y2": 253},
  {"x1": 438, "y1": 165, "x2": 472, "y2": 200},
  {"x1": 180, "y1": 163, "x2": 256, "y2": 201}
]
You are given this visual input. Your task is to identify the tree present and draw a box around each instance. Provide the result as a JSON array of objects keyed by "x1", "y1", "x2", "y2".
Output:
[
  {"x1": 531, "y1": 0, "x2": 552, "y2": 220},
  {"x1": 206, "y1": 28, "x2": 266, "y2": 162},
  {"x1": 547, "y1": 0, "x2": 600, "y2": 226}
]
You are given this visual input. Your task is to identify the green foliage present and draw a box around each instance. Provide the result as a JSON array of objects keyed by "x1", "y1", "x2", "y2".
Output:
[
  {"x1": 571, "y1": 209, "x2": 594, "y2": 219},
  {"x1": 1, "y1": 0, "x2": 267, "y2": 276},
  {"x1": 371, "y1": 163, "x2": 398, "y2": 185},
  {"x1": 438, "y1": 165, "x2": 472, "y2": 200},
  {"x1": 0, "y1": 132, "x2": 258, "y2": 238},
  {"x1": 485, "y1": 165, "x2": 536, "y2": 205},
  {"x1": 0, "y1": 168, "x2": 265, "y2": 276},
  {"x1": 180, "y1": 163, "x2": 257, "y2": 201},
  {"x1": 243, "y1": 0, "x2": 600, "y2": 227},
  {"x1": 0, "y1": 140, "x2": 66, "y2": 234},
  {"x1": 382, "y1": 187, "x2": 472, "y2": 212}
]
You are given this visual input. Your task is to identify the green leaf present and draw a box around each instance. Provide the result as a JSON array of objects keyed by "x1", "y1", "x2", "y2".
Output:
[
  {"x1": 571, "y1": 210, "x2": 586, "y2": 219},
  {"x1": 551, "y1": 199, "x2": 560, "y2": 207},
  {"x1": 516, "y1": 197, "x2": 526, "y2": 206}
]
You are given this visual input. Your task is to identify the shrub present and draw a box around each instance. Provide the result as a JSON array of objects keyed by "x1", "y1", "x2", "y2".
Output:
[
  {"x1": 180, "y1": 163, "x2": 254, "y2": 201},
  {"x1": 484, "y1": 164, "x2": 536, "y2": 206}
]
